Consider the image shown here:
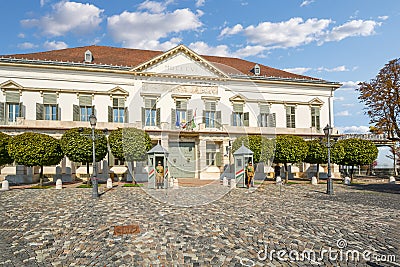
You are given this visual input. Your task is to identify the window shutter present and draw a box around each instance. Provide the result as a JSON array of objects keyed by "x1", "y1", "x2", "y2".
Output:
[
  {"x1": 244, "y1": 112, "x2": 249, "y2": 126},
  {"x1": 73, "y1": 104, "x2": 80, "y2": 121},
  {"x1": 187, "y1": 109, "x2": 193, "y2": 123},
  {"x1": 233, "y1": 103, "x2": 243, "y2": 113},
  {"x1": 0, "y1": 102, "x2": 4, "y2": 124},
  {"x1": 144, "y1": 98, "x2": 152, "y2": 108},
  {"x1": 19, "y1": 103, "x2": 25, "y2": 118},
  {"x1": 205, "y1": 101, "x2": 216, "y2": 111},
  {"x1": 268, "y1": 113, "x2": 276, "y2": 127},
  {"x1": 118, "y1": 98, "x2": 125, "y2": 107},
  {"x1": 176, "y1": 100, "x2": 187, "y2": 110},
  {"x1": 36, "y1": 103, "x2": 44, "y2": 120},
  {"x1": 257, "y1": 114, "x2": 261, "y2": 127},
  {"x1": 43, "y1": 93, "x2": 57, "y2": 105},
  {"x1": 124, "y1": 107, "x2": 129, "y2": 123},
  {"x1": 171, "y1": 108, "x2": 176, "y2": 128},
  {"x1": 202, "y1": 110, "x2": 206, "y2": 124},
  {"x1": 216, "y1": 111, "x2": 221, "y2": 128},
  {"x1": 108, "y1": 106, "x2": 113, "y2": 122},
  {"x1": 79, "y1": 95, "x2": 92, "y2": 106},
  {"x1": 6, "y1": 92, "x2": 20, "y2": 103},
  {"x1": 215, "y1": 152, "x2": 223, "y2": 167},
  {"x1": 156, "y1": 108, "x2": 161, "y2": 127},
  {"x1": 286, "y1": 107, "x2": 291, "y2": 128},
  {"x1": 141, "y1": 107, "x2": 145, "y2": 127},
  {"x1": 57, "y1": 105, "x2": 60, "y2": 120}
]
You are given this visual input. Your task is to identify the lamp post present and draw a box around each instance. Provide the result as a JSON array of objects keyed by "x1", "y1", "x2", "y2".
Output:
[
  {"x1": 89, "y1": 113, "x2": 99, "y2": 198},
  {"x1": 323, "y1": 124, "x2": 334, "y2": 195}
]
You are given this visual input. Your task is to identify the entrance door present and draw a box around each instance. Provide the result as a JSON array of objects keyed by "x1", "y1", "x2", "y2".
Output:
[{"x1": 168, "y1": 142, "x2": 195, "y2": 178}]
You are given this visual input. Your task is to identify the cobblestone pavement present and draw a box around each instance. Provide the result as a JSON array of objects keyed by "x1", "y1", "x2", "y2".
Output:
[{"x1": 0, "y1": 183, "x2": 399, "y2": 267}]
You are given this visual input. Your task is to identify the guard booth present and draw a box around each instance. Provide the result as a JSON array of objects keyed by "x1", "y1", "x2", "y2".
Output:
[
  {"x1": 147, "y1": 143, "x2": 169, "y2": 189},
  {"x1": 233, "y1": 143, "x2": 254, "y2": 188}
]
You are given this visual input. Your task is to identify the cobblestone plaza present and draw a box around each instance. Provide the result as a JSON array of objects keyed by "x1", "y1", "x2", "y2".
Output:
[{"x1": 0, "y1": 183, "x2": 399, "y2": 266}]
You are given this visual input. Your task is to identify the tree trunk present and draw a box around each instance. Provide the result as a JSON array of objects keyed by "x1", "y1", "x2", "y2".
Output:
[
  {"x1": 284, "y1": 163, "x2": 288, "y2": 183},
  {"x1": 350, "y1": 165, "x2": 354, "y2": 183},
  {"x1": 316, "y1": 163, "x2": 320, "y2": 183},
  {"x1": 40, "y1": 165, "x2": 44, "y2": 187},
  {"x1": 86, "y1": 162, "x2": 90, "y2": 186}
]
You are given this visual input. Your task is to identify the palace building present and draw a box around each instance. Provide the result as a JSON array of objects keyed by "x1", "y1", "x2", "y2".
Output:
[{"x1": 0, "y1": 44, "x2": 341, "y2": 182}]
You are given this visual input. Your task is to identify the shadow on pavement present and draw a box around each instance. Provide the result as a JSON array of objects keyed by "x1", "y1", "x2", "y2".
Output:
[{"x1": 348, "y1": 183, "x2": 400, "y2": 194}]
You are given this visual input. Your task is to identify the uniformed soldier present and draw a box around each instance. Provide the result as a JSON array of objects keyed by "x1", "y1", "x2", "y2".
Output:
[
  {"x1": 246, "y1": 162, "x2": 255, "y2": 189},
  {"x1": 155, "y1": 161, "x2": 164, "y2": 189}
]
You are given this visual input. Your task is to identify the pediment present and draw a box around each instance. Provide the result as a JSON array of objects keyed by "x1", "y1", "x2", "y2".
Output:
[
  {"x1": 229, "y1": 94, "x2": 247, "y2": 103},
  {"x1": 108, "y1": 86, "x2": 129, "y2": 96},
  {"x1": 131, "y1": 45, "x2": 228, "y2": 78},
  {"x1": 309, "y1": 97, "x2": 324, "y2": 105},
  {"x1": 0, "y1": 80, "x2": 23, "y2": 90}
]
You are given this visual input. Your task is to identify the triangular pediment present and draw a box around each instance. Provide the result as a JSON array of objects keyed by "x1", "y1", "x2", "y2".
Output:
[
  {"x1": 309, "y1": 97, "x2": 324, "y2": 105},
  {"x1": 131, "y1": 45, "x2": 228, "y2": 78},
  {"x1": 229, "y1": 94, "x2": 247, "y2": 103},
  {"x1": 0, "y1": 80, "x2": 23, "y2": 89},
  {"x1": 108, "y1": 86, "x2": 129, "y2": 96}
]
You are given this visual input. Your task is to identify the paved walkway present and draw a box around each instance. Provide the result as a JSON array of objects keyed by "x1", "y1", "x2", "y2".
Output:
[{"x1": 0, "y1": 183, "x2": 399, "y2": 266}]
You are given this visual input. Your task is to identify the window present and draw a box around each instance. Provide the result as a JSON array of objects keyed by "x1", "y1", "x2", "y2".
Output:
[
  {"x1": 80, "y1": 106, "x2": 93, "y2": 122},
  {"x1": 7, "y1": 103, "x2": 20, "y2": 122},
  {"x1": 286, "y1": 106, "x2": 296, "y2": 128},
  {"x1": 142, "y1": 98, "x2": 160, "y2": 127},
  {"x1": 232, "y1": 103, "x2": 249, "y2": 126},
  {"x1": 254, "y1": 64, "x2": 261, "y2": 76},
  {"x1": 311, "y1": 106, "x2": 320, "y2": 130},
  {"x1": 74, "y1": 95, "x2": 94, "y2": 122},
  {"x1": 204, "y1": 101, "x2": 220, "y2": 128},
  {"x1": 206, "y1": 143, "x2": 220, "y2": 166},
  {"x1": 205, "y1": 111, "x2": 215, "y2": 128},
  {"x1": 172, "y1": 99, "x2": 192, "y2": 129},
  {"x1": 36, "y1": 93, "x2": 58, "y2": 121},
  {"x1": 45, "y1": 104, "x2": 58, "y2": 120},
  {"x1": 84, "y1": 50, "x2": 93, "y2": 63},
  {"x1": 259, "y1": 104, "x2": 269, "y2": 127},
  {"x1": 113, "y1": 98, "x2": 125, "y2": 123}
]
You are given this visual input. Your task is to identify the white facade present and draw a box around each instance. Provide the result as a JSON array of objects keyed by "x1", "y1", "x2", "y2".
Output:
[{"x1": 0, "y1": 45, "x2": 340, "y2": 181}]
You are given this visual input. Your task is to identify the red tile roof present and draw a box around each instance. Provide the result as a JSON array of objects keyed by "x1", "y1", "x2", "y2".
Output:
[{"x1": 2, "y1": 45, "x2": 320, "y2": 80}]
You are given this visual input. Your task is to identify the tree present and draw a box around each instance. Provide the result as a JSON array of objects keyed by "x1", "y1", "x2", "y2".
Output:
[
  {"x1": 232, "y1": 135, "x2": 275, "y2": 164},
  {"x1": 108, "y1": 128, "x2": 152, "y2": 183},
  {"x1": 273, "y1": 135, "x2": 308, "y2": 183},
  {"x1": 7, "y1": 132, "x2": 64, "y2": 186},
  {"x1": 358, "y1": 58, "x2": 400, "y2": 137},
  {"x1": 0, "y1": 132, "x2": 14, "y2": 166},
  {"x1": 335, "y1": 138, "x2": 378, "y2": 181},
  {"x1": 60, "y1": 128, "x2": 107, "y2": 183},
  {"x1": 304, "y1": 139, "x2": 327, "y2": 181}
]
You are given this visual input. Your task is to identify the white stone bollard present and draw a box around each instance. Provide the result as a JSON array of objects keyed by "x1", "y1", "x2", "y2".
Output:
[
  {"x1": 311, "y1": 176, "x2": 318, "y2": 185},
  {"x1": 223, "y1": 177, "x2": 228, "y2": 186},
  {"x1": 276, "y1": 176, "x2": 282, "y2": 185},
  {"x1": 389, "y1": 176, "x2": 396, "y2": 184},
  {"x1": 1, "y1": 180, "x2": 9, "y2": 191},
  {"x1": 169, "y1": 177, "x2": 174, "y2": 188},
  {"x1": 55, "y1": 179, "x2": 62, "y2": 190},
  {"x1": 106, "y1": 178, "x2": 113, "y2": 189},
  {"x1": 173, "y1": 178, "x2": 179, "y2": 189},
  {"x1": 344, "y1": 177, "x2": 351, "y2": 185},
  {"x1": 230, "y1": 179, "x2": 236, "y2": 189}
]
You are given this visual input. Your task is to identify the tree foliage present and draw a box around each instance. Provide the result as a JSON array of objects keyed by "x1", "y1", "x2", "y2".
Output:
[
  {"x1": 358, "y1": 58, "x2": 400, "y2": 137},
  {"x1": 108, "y1": 128, "x2": 152, "y2": 162},
  {"x1": 304, "y1": 139, "x2": 327, "y2": 165},
  {"x1": 8, "y1": 132, "x2": 64, "y2": 186},
  {"x1": 273, "y1": 135, "x2": 308, "y2": 164},
  {"x1": 0, "y1": 132, "x2": 13, "y2": 166},
  {"x1": 60, "y1": 128, "x2": 107, "y2": 163},
  {"x1": 232, "y1": 135, "x2": 275, "y2": 163}
]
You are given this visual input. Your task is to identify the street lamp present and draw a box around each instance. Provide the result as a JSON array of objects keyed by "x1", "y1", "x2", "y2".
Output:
[
  {"x1": 89, "y1": 113, "x2": 99, "y2": 198},
  {"x1": 323, "y1": 124, "x2": 334, "y2": 195}
]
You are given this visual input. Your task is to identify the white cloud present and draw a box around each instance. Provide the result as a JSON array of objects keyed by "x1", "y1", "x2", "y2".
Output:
[
  {"x1": 17, "y1": 42, "x2": 38, "y2": 49},
  {"x1": 18, "y1": 33, "x2": 25, "y2": 38},
  {"x1": 337, "y1": 126, "x2": 370, "y2": 134},
  {"x1": 195, "y1": 0, "x2": 205, "y2": 7},
  {"x1": 43, "y1": 40, "x2": 68, "y2": 50},
  {"x1": 21, "y1": 1, "x2": 104, "y2": 37},
  {"x1": 219, "y1": 24, "x2": 243, "y2": 38},
  {"x1": 323, "y1": 20, "x2": 381, "y2": 43},
  {"x1": 300, "y1": 0, "x2": 314, "y2": 7},
  {"x1": 317, "y1": 65, "x2": 349, "y2": 72},
  {"x1": 342, "y1": 103, "x2": 355, "y2": 107},
  {"x1": 40, "y1": 0, "x2": 50, "y2": 7},
  {"x1": 339, "y1": 81, "x2": 360, "y2": 91},
  {"x1": 189, "y1": 41, "x2": 231, "y2": 57},
  {"x1": 335, "y1": 110, "x2": 351, "y2": 117},
  {"x1": 378, "y1": 15, "x2": 389, "y2": 21},
  {"x1": 108, "y1": 9, "x2": 202, "y2": 50},
  {"x1": 282, "y1": 67, "x2": 311, "y2": 75},
  {"x1": 138, "y1": 0, "x2": 169, "y2": 13},
  {"x1": 333, "y1": 96, "x2": 344, "y2": 101},
  {"x1": 233, "y1": 45, "x2": 267, "y2": 58}
]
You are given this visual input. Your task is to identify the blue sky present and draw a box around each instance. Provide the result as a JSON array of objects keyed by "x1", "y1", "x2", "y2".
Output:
[{"x1": 0, "y1": 0, "x2": 399, "y2": 135}]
